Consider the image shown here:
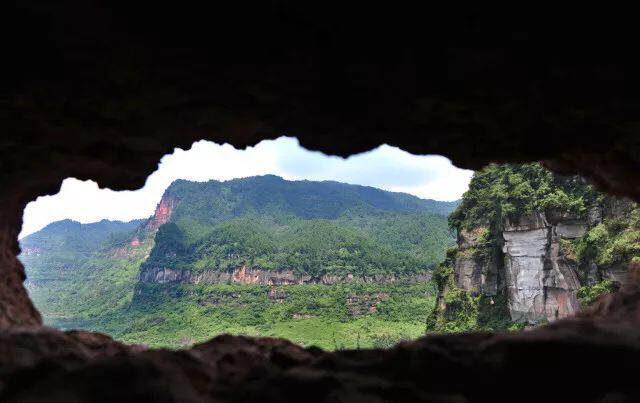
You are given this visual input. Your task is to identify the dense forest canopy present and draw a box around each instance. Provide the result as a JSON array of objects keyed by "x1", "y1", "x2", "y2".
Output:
[
  {"x1": 448, "y1": 163, "x2": 601, "y2": 231},
  {"x1": 165, "y1": 175, "x2": 458, "y2": 223}
]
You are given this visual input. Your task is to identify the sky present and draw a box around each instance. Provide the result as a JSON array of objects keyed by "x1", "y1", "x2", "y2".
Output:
[{"x1": 20, "y1": 137, "x2": 473, "y2": 238}]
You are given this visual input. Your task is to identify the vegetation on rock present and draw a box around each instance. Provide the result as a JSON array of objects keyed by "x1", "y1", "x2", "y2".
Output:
[
  {"x1": 577, "y1": 280, "x2": 617, "y2": 307},
  {"x1": 430, "y1": 162, "x2": 630, "y2": 332},
  {"x1": 144, "y1": 176, "x2": 457, "y2": 277},
  {"x1": 448, "y1": 163, "x2": 601, "y2": 232},
  {"x1": 427, "y1": 248, "x2": 518, "y2": 333},
  {"x1": 575, "y1": 203, "x2": 640, "y2": 273}
]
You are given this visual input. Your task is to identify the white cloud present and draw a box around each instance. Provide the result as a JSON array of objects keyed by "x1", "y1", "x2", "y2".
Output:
[{"x1": 20, "y1": 137, "x2": 472, "y2": 238}]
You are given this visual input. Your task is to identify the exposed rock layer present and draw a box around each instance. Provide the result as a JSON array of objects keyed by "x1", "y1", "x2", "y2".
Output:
[
  {"x1": 454, "y1": 227, "x2": 501, "y2": 296},
  {"x1": 448, "y1": 201, "x2": 632, "y2": 325},
  {"x1": 502, "y1": 213, "x2": 584, "y2": 323},
  {"x1": 139, "y1": 265, "x2": 432, "y2": 286}
]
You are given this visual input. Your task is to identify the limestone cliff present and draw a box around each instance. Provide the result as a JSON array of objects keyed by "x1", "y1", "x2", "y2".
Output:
[
  {"x1": 453, "y1": 227, "x2": 501, "y2": 296},
  {"x1": 501, "y1": 212, "x2": 584, "y2": 323},
  {"x1": 429, "y1": 163, "x2": 640, "y2": 331},
  {"x1": 129, "y1": 195, "x2": 176, "y2": 247},
  {"x1": 143, "y1": 196, "x2": 176, "y2": 234},
  {"x1": 434, "y1": 183, "x2": 637, "y2": 328}
]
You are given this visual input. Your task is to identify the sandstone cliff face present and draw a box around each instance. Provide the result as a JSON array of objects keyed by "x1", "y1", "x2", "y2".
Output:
[
  {"x1": 450, "y1": 211, "x2": 600, "y2": 324},
  {"x1": 142, "y1": 196, "x2": 176, "y2": 235},
  {"x1": 501, "y1": 212, "x2": 584, "y2": 323},
  {"x1": 139, "y1": 265, "x2": 431, "y2": 285},
  {"x1": 455, "y1": 227, "x2": 501, "y2": 296},
  {"x1": 112, "y1": 196, "x2": 175, "y2": 258}
]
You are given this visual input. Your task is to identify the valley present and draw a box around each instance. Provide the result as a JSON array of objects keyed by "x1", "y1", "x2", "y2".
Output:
[
  {"x1": 20, "y1": 166, "x2": 639, "y2": 349},
  {"x1": 21, "y1": 176, "x2": 455, "y2": 349}
]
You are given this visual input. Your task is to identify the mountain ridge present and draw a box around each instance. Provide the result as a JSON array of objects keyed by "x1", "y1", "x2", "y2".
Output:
[
  {"x1": 141, "y1": 175, "x2": 458, "y2": 279},
  {"x1": 162, "y1": 175, "x2": 460, "y2": 225}
]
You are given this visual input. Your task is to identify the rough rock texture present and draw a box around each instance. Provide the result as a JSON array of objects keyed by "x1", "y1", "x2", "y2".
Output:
[
  {"x1": 502, "y1": 213, "x2": 584, "y2": 323},
  {"x1": 449, "y1": 212, "x2": 588, "y2": 324},
  {"x1": 3, "y1": 3, "x2": 640, "y2": 401},
  {"x1": 454, "y1": 228, "x2": 501, "y2": 296},
  {"x1": 448, "y1": 200, "x2": 636, "y2": 326},
  {"x1": 139, "y1": 265, "x2": 431, "y2": 286},
  {"x1": 502, "y1": 224, "x2": 549, "y2": 322},
  {"x1": 143, "y1": 197, "x2": 176, "y2": 234}
]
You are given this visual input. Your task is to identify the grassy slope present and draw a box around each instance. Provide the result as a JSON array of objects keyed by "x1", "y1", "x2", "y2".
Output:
[{"x1": 20, "y1": 219, "x2": 148, "y2": 327}]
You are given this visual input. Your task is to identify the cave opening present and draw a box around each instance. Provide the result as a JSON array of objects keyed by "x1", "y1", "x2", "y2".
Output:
[
  {"x1": 17, "y1": 138, "x2": 635, "y2": 352},
  {"x1": 18, "y1": 137, "x2": 475, "y2": 350}
]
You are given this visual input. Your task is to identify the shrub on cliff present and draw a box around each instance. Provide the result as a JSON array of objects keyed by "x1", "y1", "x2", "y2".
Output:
[
  {"x1": 577, "y1": 280, "x2": 617, "y2": 306},
  {"x1": 448, "y1": 163, "x2": 600, "y2": 232},
  {"x1": 575, "y1": 203, "x2": 640, "y2": 272}
]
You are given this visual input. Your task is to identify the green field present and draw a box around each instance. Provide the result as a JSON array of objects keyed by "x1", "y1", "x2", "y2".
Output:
[{"x1": 46, "y1": 282, "x2": 436, "y2": 350}]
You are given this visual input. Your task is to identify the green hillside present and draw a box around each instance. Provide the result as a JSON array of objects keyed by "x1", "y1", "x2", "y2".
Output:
[
  {"x1": 21, "y1": 219, "x2": 148, "y2": 327},
  {"x1": 147, "y1": 176, "x2": 457, "y2": 277},
  {"x1": 106, "y1": 282, "x2": 437, "y2": 349},
  {"x1": 20, "y1": 219, "x2": 144, "y2": 274},
  {"x1": 165, "y1": 175, "x2": 458, "y2": 224}
]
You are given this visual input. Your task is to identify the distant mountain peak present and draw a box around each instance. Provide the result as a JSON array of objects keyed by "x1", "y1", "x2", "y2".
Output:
[{"x1": 162, "y1": 175, "x2": 458, "y2": 220}]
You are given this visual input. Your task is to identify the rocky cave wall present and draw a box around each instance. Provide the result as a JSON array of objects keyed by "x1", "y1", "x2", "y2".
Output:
[{"x1": 3, "y1": 2, "x2": 640, "y2": 401}]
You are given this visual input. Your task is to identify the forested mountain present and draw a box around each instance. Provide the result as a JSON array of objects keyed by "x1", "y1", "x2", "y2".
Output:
[
  {"x1": 21, "y1": 219, "x2": 144, "y2": 276},
  {"x1": 21, "y1": 219, "x2": 148, "y2": 329},
  {"x1": 20, "y1": 176, "x2": 457, "y2": 348},
  {"x1": 165, "y1": 175, "x2": 458, "y2": 222},
  {"x1": 21, "y1": 170, "x2": 636, "y2": 348},
  {"x1": 142, "y1": 176, "x2": 458, "y2": 279}
]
